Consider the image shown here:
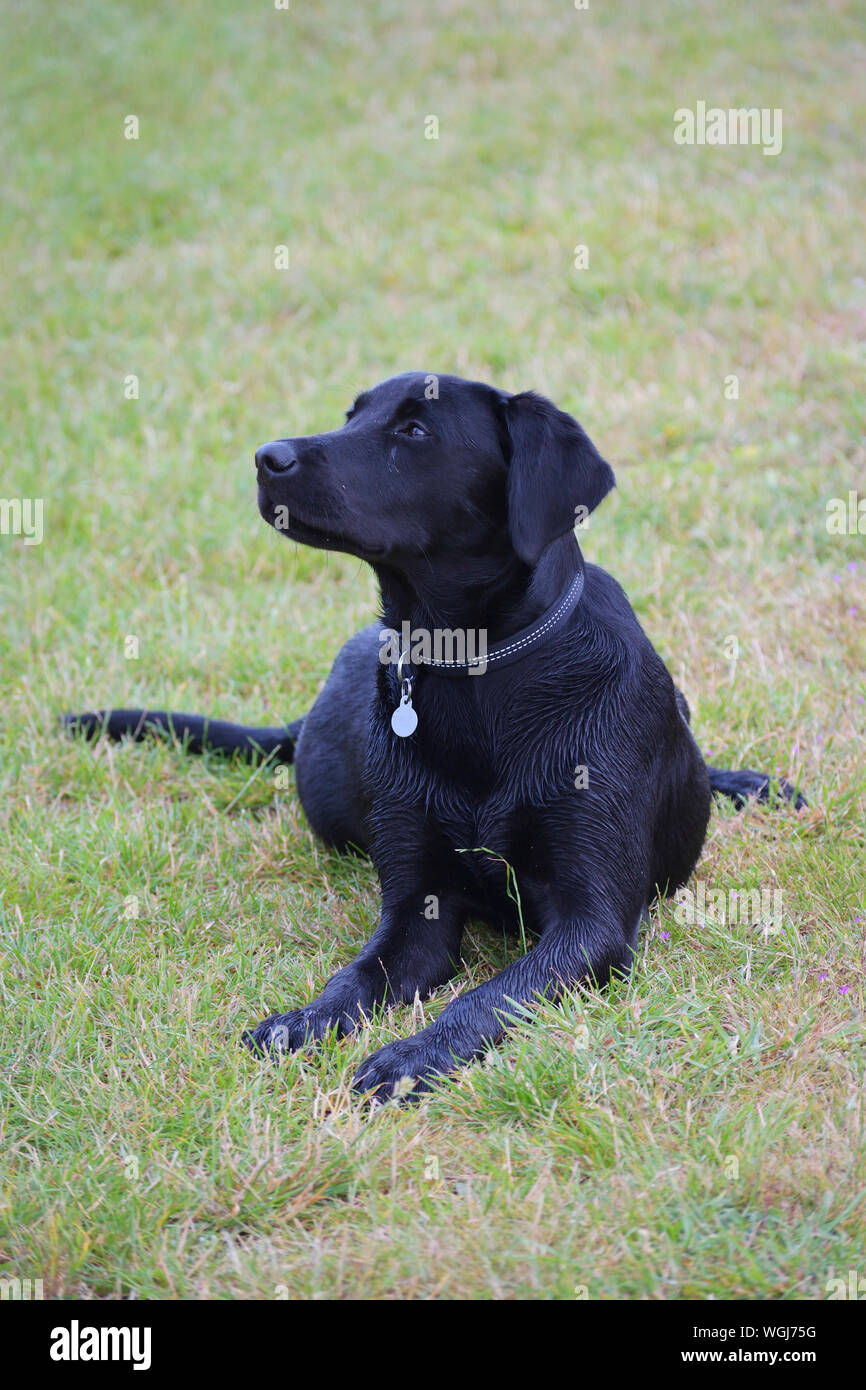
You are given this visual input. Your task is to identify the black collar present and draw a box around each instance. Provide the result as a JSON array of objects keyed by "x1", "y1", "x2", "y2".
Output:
[
  {"x1": 388, "y1": 564, "x2": 585, "y2": 736},
  {"x1": 415, "y1": 564, "x2": 585, "y2": 676}
]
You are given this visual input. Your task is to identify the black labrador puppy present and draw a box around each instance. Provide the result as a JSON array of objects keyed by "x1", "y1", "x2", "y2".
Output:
[{"x1": 67, "y1": 373, "x2": 804, "y2": 1099}]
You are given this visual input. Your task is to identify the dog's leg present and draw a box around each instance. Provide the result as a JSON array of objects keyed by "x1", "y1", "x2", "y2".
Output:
[
  {"x1": 242, "y1": 896, "x2": 466, "y2": 1057},
  {"x1": 63, "y1": 709, "x2": 303, "y2": 763},
  {"x1": 352, "y1": 910, "x2": 635, "y2": 1101}
]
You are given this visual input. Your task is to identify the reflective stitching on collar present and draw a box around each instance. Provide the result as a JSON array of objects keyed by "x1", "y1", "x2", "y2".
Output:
[{"x1": 425, "y1": 570, "x2": 584, "y2": 670}]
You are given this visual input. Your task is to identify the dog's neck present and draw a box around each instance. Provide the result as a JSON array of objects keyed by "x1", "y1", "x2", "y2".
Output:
[{"x1": 374, "y1": 534, "x2": 583, "y2": 646}]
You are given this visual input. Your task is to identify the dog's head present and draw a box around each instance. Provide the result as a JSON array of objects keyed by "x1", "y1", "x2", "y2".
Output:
[{"x1": 255, "y1": 372, "x2": 614, "y2": 573}]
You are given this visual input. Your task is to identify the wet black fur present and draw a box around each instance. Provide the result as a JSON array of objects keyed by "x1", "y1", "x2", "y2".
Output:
[{"x1": 65, "y1": 373, "x2": 805, "y2": 1099}]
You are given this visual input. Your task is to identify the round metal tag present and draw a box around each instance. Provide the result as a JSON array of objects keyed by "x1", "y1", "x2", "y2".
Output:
[{"x1": 391, "y1": 699, "x2": 418, "y2": 737}]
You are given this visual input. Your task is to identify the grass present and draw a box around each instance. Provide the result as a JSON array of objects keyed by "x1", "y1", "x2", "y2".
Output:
[{"x1": 0, "y1": 0, "x2": 864, "y2": 1299}]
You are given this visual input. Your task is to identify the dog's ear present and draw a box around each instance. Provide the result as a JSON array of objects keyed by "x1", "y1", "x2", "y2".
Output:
[{"x1": 504, "y1": 391, "x2": 615, "y2": 566}]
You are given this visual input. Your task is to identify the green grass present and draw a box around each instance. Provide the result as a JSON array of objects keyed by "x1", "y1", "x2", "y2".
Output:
[{"x1": 1, "y1": 0, "x2": 864, "y2": 1299}]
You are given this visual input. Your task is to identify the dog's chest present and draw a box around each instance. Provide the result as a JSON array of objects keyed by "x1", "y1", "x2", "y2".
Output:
[{"x1": 372, "y1": 682, "x2": 585, "y2": 845}]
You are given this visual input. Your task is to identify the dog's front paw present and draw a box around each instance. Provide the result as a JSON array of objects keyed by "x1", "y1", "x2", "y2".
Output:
[
  {"x1": 353, "y1": 1032, "x2": 467, "y2": 1102},
  {"x1": 242, "y1": 1009, "x2": 320, "y2": 1059}
]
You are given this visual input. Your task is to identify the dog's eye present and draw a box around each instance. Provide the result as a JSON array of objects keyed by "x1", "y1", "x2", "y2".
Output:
[{"x1": 397, "y1": 421, "x2": 430, "y2": 438}]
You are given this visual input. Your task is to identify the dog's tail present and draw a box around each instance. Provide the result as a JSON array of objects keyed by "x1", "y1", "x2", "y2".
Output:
[
  {"x1": 62, "y1": 709, "x2": 303, "y2": 764},
  {"x1": 705, "y1": 763, "x2": 807, "y2": 811}
]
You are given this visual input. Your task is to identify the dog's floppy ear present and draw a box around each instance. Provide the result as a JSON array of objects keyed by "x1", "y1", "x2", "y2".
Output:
[{"x1": 504, "y1": 391, "x2": 615, "y2": 566}]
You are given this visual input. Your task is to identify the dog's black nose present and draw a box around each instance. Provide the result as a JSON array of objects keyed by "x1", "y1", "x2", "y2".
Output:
[{"x1": 256, "y1": 442, "x2": 298, "y2": 475}]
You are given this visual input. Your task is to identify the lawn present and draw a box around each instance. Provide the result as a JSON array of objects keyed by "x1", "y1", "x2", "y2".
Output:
[{"x1": 0, "y1": 0, "x2": 864, "y2": 1299}]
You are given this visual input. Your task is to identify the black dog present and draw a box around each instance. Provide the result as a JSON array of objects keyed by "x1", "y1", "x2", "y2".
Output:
[{"x1": 66, "y1": 373, "x2": 804, "y2": 1099}]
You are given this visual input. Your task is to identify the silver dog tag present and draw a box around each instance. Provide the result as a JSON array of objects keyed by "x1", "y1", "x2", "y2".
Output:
[{"x1": 391, "y1": 691, "x2": 418, "y2": 738}]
